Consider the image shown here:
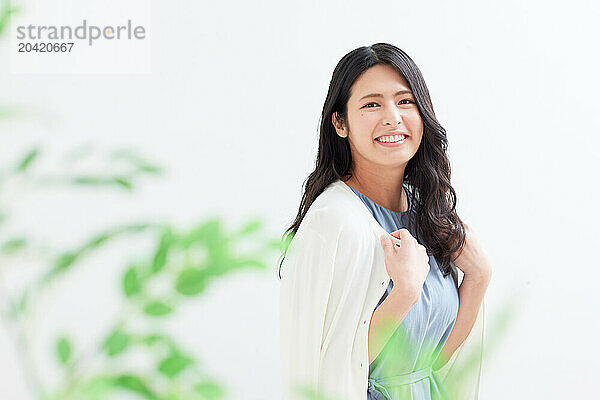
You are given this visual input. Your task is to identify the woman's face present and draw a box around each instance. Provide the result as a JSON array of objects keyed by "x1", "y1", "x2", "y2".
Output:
[{"x1": 332, "y1": 64, "x2": 424, "y2": 170}]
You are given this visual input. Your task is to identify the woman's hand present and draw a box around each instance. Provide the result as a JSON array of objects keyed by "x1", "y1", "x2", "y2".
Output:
[
  {"x1": 452, "y1": 222, "x2": 492, "y2": 284},
  {"x1": 380, "y1": 229, "x2": 430, "y2": 303}
]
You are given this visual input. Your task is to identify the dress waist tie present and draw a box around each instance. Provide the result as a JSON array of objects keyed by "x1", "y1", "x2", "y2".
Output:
[{"x1": 367, "y1": 365, "x2": 434, "y2": 400}]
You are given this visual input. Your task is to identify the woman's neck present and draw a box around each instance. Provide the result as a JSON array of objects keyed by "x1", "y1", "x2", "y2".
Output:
[{"x1": 344, "y1": 171, "x2": 408, "y2": 213}]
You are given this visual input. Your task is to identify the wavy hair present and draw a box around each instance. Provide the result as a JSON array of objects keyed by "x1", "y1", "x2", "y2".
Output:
[{"x1": 277, "y1": 42, "x2": 465, "y2": 286}]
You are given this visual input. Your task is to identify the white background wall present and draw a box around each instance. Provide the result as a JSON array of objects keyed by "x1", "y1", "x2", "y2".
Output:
[{"x1": 1, "y1": 0, "x2": 599, "y2": 399}]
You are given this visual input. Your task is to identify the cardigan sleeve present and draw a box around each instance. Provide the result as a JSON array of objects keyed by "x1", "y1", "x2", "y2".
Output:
[
  {"x1": 434, "y1": 265, "x2": 486, "y2": 400},
  {"x1": 279, "y1": 209, "x2": 362, "y2": 400}
]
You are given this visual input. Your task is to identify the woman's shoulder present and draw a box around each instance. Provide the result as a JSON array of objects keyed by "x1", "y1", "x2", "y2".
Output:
[{"x1": 300, "y1": 185, "x2": 374, "y2": 241}]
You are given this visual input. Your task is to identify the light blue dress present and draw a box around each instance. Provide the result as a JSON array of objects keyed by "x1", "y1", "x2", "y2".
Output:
[{"x1": 347, "y1": 184, "x2": 459, "y2": 400}]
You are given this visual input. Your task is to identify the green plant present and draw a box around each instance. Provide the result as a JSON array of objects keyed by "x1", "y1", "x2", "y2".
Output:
[
  {"x1": 0, "y1": 6, "x2": 283, "y2": 398},
  {"x1": 0, "y1": 0, "x2": 18, "y2": 37},
  {"x1": 0, "y1": 145, "x2": 281, "y2": 400}
]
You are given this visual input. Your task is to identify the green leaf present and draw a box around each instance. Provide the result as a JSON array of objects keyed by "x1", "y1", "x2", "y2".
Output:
[
  {"x1": 123, "y1": 267, "x2": 142, "y2": 297},
  {"x1": 78, "y1": 376, "x2": 113, "y2": 400},
  {"x1": 140, "y1": 334, "x2": 176, "y2": 352},
  {"x1": 233, "y1": 257, "x2": 267, "y2": 270},
  {"x1": 10, "y1": 291, "x2": 28, "y2": 316},
  {"x1": 280, "y1": 232, "x2": 295, "y2": 252},
  {"x1": 152, "y1": 228, "x2": 175, "y2": 273},
  {"x1": 124, "y1": 223, "x2": 156, "y2": 233},
  {"x1": 293, "y1": 383, "x2": 336, "y2": 400},
  {"x1": 266, "y1": 238, "x2": 283, "y2": 249},
  {"x1": 143, "y1": 301, "x2": 173, "y2": 316},
  {"x1": 109, "y1": 149, "x2": 163, "y2": 175},
  {"x1": 85, "y1": 232, "x2": 113, "y2": 248},
  {"x1": 175, "y1": 268, "x2": 208, "y2": 296},
  {"x1": 193, "y1": 380, "x2": 226, "y2": 399},
  {"x1": 56, "y1": 336, "x2": 71, "y2": 364},
  {"x1": 102, "y1": 330, "x2": 130, "y2": 356},
  {"x1": 1, "y1": 238, "x2": 27, "y2": 253},
  {"x1": 238, "y1": 218, "x2": 262, "y2": 236},
  {"x1": 72, "y1": 176, "x2": 107, "y2": 185},
  {"x1": 157, "y1": 353, "x2": 194, "y2": 379},
  {"x1": 187, "y1": 219, "x2": 222, "y2": 245},
  {"x1": 15, "y1": 148, "x2": 39, "y2": 172},
  {"x1": 114, "y1": 176, "x2": 132, "y2": 190},
  {"x1": 138, "y1": 164, "x2": 162, "y2": 174},
  {"x1": 44, "y1": 224, "x2": 154, "y2": 283},
  {"x1": 0, "y1": 3, "x2": 20, "y2": 37},
  {"x1": 141, "y1": 334, "x2": 164, "y2": 346},
  {"x1": 111, "y1": 375, "x2": 159, "y2": 400},
  {"x1": 47, "y1": 251, "x2": 79, "y2": 278},
  {"x1": 70, "y1": 175, "x2": 133, "y2": 190}
]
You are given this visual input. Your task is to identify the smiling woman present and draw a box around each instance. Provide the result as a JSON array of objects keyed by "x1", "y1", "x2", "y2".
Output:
[
  {"x1": 279, "y1": 42, "x2": 488, "y2": 400},
  {"x1": 332, "y1": 64, "x2": 423, "y2": 186}
]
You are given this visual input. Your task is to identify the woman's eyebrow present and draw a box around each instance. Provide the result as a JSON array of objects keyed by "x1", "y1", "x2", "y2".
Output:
[{"x1": 359, "y1": 90, "x2": 413, "y2": 101}]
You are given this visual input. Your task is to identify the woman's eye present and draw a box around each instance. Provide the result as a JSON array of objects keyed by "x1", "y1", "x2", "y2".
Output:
[{"x1": 362, "y1": 100, "x2": 414, "y2": 108}]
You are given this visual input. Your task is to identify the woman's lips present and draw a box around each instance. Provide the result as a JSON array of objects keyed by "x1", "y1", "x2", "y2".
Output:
[{"x1": 374, "y1": 136, "x2": 408, "y2": 147}]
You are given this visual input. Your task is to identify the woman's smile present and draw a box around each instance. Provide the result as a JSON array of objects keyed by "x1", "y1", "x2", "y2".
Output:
[{"x1": 374, "y1": 134, "x2": 409, "y2": 147}]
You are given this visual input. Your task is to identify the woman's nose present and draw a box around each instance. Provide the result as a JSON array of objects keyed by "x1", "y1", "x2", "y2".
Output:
[{"x1": 382, "y1": 103, "x2": 404, "y2": 127}]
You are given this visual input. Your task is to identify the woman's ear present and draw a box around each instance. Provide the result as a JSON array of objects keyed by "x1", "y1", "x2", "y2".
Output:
[{"x1": 331, "y1": 112, "x2": 348, "y2": 138}]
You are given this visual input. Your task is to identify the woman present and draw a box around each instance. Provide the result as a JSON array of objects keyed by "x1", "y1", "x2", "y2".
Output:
[{"x1": 279, "y1": 43, "x2": 492, "y2": 400}]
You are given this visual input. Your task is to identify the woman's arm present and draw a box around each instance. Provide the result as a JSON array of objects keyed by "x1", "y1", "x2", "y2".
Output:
[
  {"x1": 434, "y1": 271, "x2": 491, "y2": 369},
  {"x1": 368, "y1": 285, "x2": 418, "y2": 364}
]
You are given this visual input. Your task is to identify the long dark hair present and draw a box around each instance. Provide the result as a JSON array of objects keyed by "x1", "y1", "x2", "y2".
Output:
[{"x1": 277, "y1": 43, "x2": 465, "y2": 285}]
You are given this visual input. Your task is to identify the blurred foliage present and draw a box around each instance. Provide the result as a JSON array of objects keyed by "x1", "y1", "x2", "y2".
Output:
[
  {"x1": 0, "y1": 142, "x2": 280, "y2": 400},
  {"x1": 0, "y1": 6, "x2": 281, "y2": 398},
  {"x1": 0, "y1": 0, "x2": 18, "y2": 37}
]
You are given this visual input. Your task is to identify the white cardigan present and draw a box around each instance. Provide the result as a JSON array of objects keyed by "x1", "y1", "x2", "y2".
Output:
[{"x1": 279, "y1": 179, "x2": 485, "y2": 400}]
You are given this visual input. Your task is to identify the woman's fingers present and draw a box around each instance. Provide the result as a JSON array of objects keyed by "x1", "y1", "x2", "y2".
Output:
[
  {"x1": 379, "y1": 234, "x2": 395, "y2": 255},
  {"x1": 389, "y1": 228, "x2": 410, "y2": 240}
]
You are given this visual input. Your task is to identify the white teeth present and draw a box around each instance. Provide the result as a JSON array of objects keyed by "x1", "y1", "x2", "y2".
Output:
[{"x1": 376, "y1": 134, "x2": 406, "y2": 143}]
